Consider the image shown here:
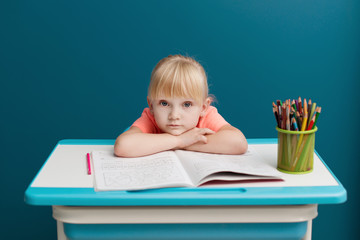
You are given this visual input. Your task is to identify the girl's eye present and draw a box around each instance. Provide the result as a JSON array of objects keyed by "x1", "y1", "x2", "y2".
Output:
[
  {"x1": 160, "y1": 101, "x2": 168, "y2": 107},
  {"x1": 183, "y1": 102, "x2": 192, "y2": 108}
]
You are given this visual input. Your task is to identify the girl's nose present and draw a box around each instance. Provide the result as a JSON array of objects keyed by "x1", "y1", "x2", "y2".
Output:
[{"x1": 169, "y1": 108, "x2": 180, "y2": 120}]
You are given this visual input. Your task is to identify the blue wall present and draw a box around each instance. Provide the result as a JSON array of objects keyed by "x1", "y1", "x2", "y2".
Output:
[{"x1": 1, "y1": 0, "x2": 359, "y2": 239}]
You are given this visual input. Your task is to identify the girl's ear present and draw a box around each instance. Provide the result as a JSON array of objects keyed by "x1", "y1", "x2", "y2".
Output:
[
  {"x1": 200, "y1": 97, "x2": 211, "y2": 117},
  {"x1": 147, "y1": 97, "x2": 154, "y2": 115}
]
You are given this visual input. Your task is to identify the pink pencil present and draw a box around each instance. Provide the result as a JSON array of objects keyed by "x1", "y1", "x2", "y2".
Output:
[{"x1": 86, "y1": 153, "x2": 91, "y2": 175}]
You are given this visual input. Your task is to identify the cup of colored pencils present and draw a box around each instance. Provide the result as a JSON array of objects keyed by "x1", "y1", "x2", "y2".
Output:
[{"x1": 273, "y1": 97, "x2": 321, "y2": 174}]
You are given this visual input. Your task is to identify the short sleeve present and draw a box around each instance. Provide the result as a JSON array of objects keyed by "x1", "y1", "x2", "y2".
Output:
[
  {"x1": 197, "y1": 106, "x2": 229, "y2": 132},
  {"x1": 131, "y1": 108, "x2": 161, "y2": 133}
]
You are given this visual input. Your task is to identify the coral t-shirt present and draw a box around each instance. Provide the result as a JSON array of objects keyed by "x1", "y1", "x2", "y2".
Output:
[{"x1": 132, "y1": 106, "x2": 228, "y2": 133}]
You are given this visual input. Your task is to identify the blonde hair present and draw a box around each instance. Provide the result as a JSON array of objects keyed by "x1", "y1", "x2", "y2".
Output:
[{"x1": 148, "y1": 55, "x2": 209, "y2": 104}]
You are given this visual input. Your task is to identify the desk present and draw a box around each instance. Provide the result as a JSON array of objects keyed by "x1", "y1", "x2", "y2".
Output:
[{"x1": 25, "y1": 139, "x2": 346, "y2": 240}]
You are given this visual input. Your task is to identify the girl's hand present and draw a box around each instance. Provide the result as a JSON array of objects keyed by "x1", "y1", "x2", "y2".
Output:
[{"x1": 176, "y1": 128, "x2": 215, "y2": 149}]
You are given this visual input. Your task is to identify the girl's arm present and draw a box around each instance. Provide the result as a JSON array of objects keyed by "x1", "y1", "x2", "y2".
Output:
[
  {"x1": 184, "y1": 124, "x2": 248, "y2": 155},
  {"x1": 114, "y1": 126, "x2": 214, "y2": 157}
]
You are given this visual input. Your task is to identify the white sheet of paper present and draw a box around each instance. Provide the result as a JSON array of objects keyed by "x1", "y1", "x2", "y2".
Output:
[
  {"x1": 92, "y1": 151, "x2": 192, "y2": 191},
  {"x1": 176, "y1": 146, "x2": 281, "y2": 185}
]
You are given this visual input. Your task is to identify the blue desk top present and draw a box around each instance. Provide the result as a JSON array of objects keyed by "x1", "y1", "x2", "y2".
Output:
[{"x1": 25, "y1": 139, "x2": 347, "y2": 206}]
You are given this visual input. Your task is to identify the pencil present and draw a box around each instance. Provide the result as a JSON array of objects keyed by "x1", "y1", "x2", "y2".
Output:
[
  {"x1": 292, "y1": 117, "x2": 299, "y2": 131},
  {"x1": 282, "y1": 104, "x2": 287, "y2": 129},
  {"x1": 286, "y1": 118, "x2": 291, "y2": 131},
  {"x1": 277, "y1": 100, "x2": 282, "y2": 117},
  {"x1": 273, "y1": 107, "x2": 280, "y2": 128},
  {"x1": 292, "y1": 100, "x2": 297, "y2": 112},
  {"x1": 298, "y1": 97, "x2": 302, "y2": 114},
  {"x1": 286, "y1": 103, "x2": 290, "y2": 124},
  {"x1": 296, "y1": 111, "x2": 302, "y2": 129},
  {"x1": 312, "y1": 107, "x2": 321, "y2": 129},
  {"x1": 301, "y1": 112, "x2": 308, "y2": 132},
  {"x1": 309, "y1": 102, "x2": 316, "y2": 119},
  {"x1": 307, "y1": 114, "x2": 316, "y2": 130},
  {"x1": 294, "y1": 111, "x2": 308, "y2": 156},
  {"x1": 87, "y1": 153, "x2": 92, "y2": 175}
]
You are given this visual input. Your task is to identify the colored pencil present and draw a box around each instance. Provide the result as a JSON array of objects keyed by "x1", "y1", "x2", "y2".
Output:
[
  {"x1": 292, "y1": 100, "x2": 297, "y2": 112},
  {"x1": 298, "y1": 97, "x2": 302, "y2": 114},
  {"x1": 301, "y1": 112, "x2": 308, "y2": 132},
  {"x1": 292, "y1": 117, "x2": 299, "y2": 131},
  {"x1": 307, "y1": 114, "x2": 316, "y2": 130},
  {"x1": 281, "y1": 104, "x2": 286, "y2": 129},
  {"x1": 309, "y1": 102, "x2": 316, "y2": 118},
  {"x1": 273, "y1": 107, "x2": 280, "y2": 128},
  {"x1": 312, "y1": 107, "x2": 321, "y2": 129},
  {"x1": 296, "y1": 111, "x2": 302, "y2": 129},
  {"x1": 87, "y1": 153, "x2": 92, "y2": 175},
  {"x1": 286, "y1": 118, "x2": 291, "y2": 131}
]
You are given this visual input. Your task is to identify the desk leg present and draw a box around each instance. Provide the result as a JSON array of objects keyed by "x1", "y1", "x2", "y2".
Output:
[
  {"x1": 57, "y1": 221, "x2": 68, "y2": 240},
  {"x1": 303, "y1": 220, "x2": 312, "y2": 240}
]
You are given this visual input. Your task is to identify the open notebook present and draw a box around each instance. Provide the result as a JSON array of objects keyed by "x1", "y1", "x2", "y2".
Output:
[{"x1": 92, "y1": 146, "x2": 282, "y2": 191}]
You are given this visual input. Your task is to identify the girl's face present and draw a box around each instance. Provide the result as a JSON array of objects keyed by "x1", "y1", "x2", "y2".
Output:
[{"x1": 148, "y1": 96, "x2": 208, "y2": 135}]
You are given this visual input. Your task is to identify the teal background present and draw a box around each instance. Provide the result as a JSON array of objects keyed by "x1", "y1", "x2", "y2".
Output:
[{"x1": 1, "y1": 0, "x2": 359, "y2": 239}]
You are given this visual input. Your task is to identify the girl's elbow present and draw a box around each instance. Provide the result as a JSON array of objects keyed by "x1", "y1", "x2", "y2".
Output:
[
  {"x1": 114, "y1": 137, "x2": 143, "y2": 158},
  {"x1": 230, "y1": 128, "x2": 248, "y2": 154},
  {"x1": 114, "y1": 138, "x2": 131, "y2": 157},
  {"x1": 238, "y1": 140, "x2": 248, "y2": 154},
  {"x1": 114, "y1": 144, "x2": 135, "y2": 157},
  {"x1": 233, "y1": 137, "x2": 248, "y2": 155},
  {"x1": 114, "y1": 141, "x2": 125, "y2": 157}
]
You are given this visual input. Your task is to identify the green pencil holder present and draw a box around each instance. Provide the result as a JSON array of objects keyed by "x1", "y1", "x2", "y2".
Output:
[{"x1": 276, "y1": 126, "x2": 318, "y2": 174}]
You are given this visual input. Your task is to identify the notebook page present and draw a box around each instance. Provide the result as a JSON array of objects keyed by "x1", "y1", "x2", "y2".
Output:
[
  {"x1": 92, "y1": 151, "x2": 192, "y2": 191},
  {"x1": 175, "y1": 146, "x2": 281, "y2": 185}
]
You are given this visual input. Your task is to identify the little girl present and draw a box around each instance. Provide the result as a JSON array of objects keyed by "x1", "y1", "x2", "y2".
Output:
[{"x1": 114, "y1": 55, "x2": 248, "y2": 157}]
